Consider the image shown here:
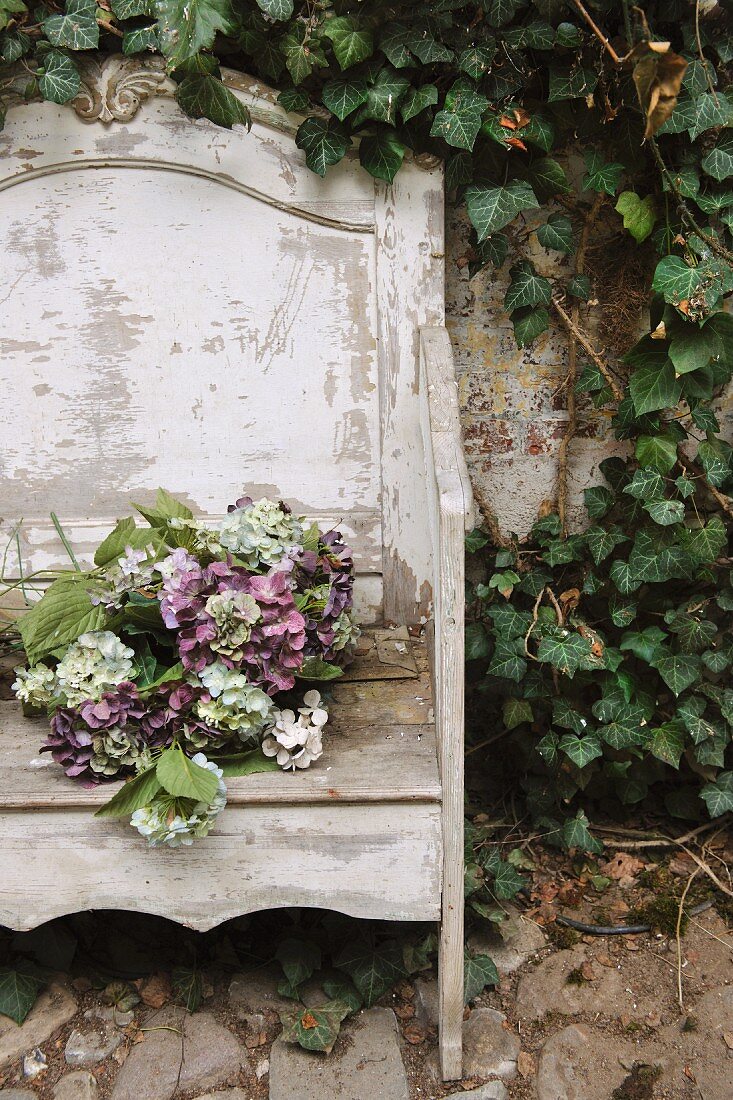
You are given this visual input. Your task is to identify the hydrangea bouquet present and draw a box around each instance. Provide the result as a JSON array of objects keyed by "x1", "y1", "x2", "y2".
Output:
[{"x1": 10, "y1": 490, "x2": 358, "y2": 847}]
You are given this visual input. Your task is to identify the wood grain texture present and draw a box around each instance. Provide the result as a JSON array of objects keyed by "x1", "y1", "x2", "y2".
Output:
[
  {"x1": 375, "y1": 164, "x2": 446, "y2": 625},
  {"x1": 0, "y1": 803, "x2": 442, "y2": 931},
  {"x1": 420, "y1": 326, "x2": 474, "y2": 1081}
]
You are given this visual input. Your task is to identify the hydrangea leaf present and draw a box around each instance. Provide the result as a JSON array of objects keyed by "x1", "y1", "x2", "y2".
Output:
[
  {"x1": 19, "y1": 575, "x2": 107, "y2": 665},
  {"x1": 209, "y1": 749, "x2": 279, "y2": 776},
  {"x1": 464, "y1": 952, "x2": 498, "y2": 1003},
  {"x1": 156, "y1": 746, "x2": 219, "y2": 802},
  {"x1": 38, "y1": 50, "x2": 81, "y2": 103},
  {"x1": 359, "y1": 130, "x2": 405, "y2": 183},
  {"x1": 295, "y1": 117, "x2": 350, "y2": 177},
  {"x1": 466, "y1": 180, "x2": 539, "y2": 240},
  {"x1": 94, "y1": 765, "x2": 163, "y2": 818},
  {"x1": 297, "y1": 656, "x2": 343, "y2": 680},
  {"x1": 155, "y1": 0, "x2": 237, "y2": 69},
  {"x1": 322, "y1": 16, "x2": 374, "y2": 71}
]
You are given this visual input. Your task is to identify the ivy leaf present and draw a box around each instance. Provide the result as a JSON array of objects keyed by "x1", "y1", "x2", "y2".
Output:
[
  {"x1": 586, "y1": 525, "x2": 628, "y2": 565},
  {"x1": 400, "y1": 83, "x2": 438, "y2": 123},
  {"x1": 0, "y1": 0, "x2": 25, "y2": 32},
  {"x1": 280, "y1": 29, "x2": 324, "y2": 85},
  {"x1": 177, "y1": 67, "x2": 251, "y2": 129},
  {"x1": 504, "y1": 261, "x2": 551, "y2": 311},
  {"x1": 95, "y1": 765, "x2": 162, "y2": 818},
  {"x1": 536, "y1": 214, "x2": 573, "y2": 253},
  {"x1": 458, "y1": 43, "x2": 496, "y2": 79},
  {"x1": 359, "y1": 130, "x2": 405, "y2": 183},
  {"x1": 629, "y1": 358, "x2": 681, "y2": 415},
  {"x1": 527, "y1": 156, "x2": 570, "y2": 198},
  {"x1": 615, "y1": 191, "x2": 656, "y2": 243},
  {"x1": 466, "y1": 621, "x2": 490, "y2": 661},
  {"x1": 255, "y1": 0, "x2": 292, "y2": 20},
  {"x1": 491, "y1": 860, "x2": 526, "y2": 898},
  {"x1": 464, "y1": 953, "x2": 498, "y2": 1003},
  {"x1": 610, "y1": 593, "x2": 637, "y2": 627},
  {"x1": 276, "y1": 938, "x2": 321, "y2": 997},
  {"x1": 584, "y1": 485, "x2": 615, "y2": 519},
  {"x1": 295, "y1": 117, "x2": 350, "y2": 177},
  {"x1": 634, "y1": 435, "x2": 678, "y2": 474},
  {"x1": 0, "y1": 966, "x2": 44, "y2": 1026},
  {"x1": 430, "y1": 80, "x2": 488, "y2": 150},
  {"x1": 156, "y1": 0, "x2": 237, "y2": 70},
  {"x1": 123, "y1": 24, "x2": 159, "y2": 54},
  {"x1": 322, "y1": 78, "x2": 368, "y2": 121},
  {"x1": 172, "y1": 966, "x2": 203, "y2": 1012},
  {"x1": 652, "y1": 653, "x2": 702, "y2": 696},
  {"x1": 702, "y1": 134, "x2": 733, "y2": 182},
  {"x1": 548, "y1": 66, "x2": 597, "y2": 102},
  {"x1": 44, "y1": 0, "x2": 99, "y2": 50},
  {"x1": 280, "y1": 1001, "x2": 351, "y2": 1054},
  {"x1": 502, "y1": 698, "x2": 533, "y2": 730},
  {"x1": 38, "y1": 49, "x2": 81, "y2": 103},
  {"x1": 648, "y1": 723, "x2": 685, "y2": 768},
  {"x1": 521, "y1": 112, "x2": 554, "y2": 152},
  {"x1": 644, "y1": 499, "x2": 685, "y2": 526},
  {"x1": 682, "y1": 516, "x2": 727, "y2": 562},
  {"x1": 379, "y1": 22, "x2": 412, "y2": 68},
  {"x1": 609, "y1": 560, "x2": 642, "y2": 595},
  {"x1": 487, "y1": 640, "x2": 527, "y2": 682},
  {"x1": 559, "y1": 733, "x2": 603, "y2": 767},
  {"x1": 567, "y1": 274, "x2": 591, "y2": 300},
  {"x1": 511, "y1": 306, "x2": 549, "y2": 347},
  {"x1": 658, "y1": 92, "x2": 733, "y2": 141},
  {"x1": 652, "y1": 256, "x2": 704, "y2": 308},
  {"x1": 701, "y1": 773, "x2": 733, "y2": 817},
  {"x1": 156, "y1": 746, "x2": 219, "y2": 802},
  {"x1": 277, "y1": 87, "x2": 310, "y2": 113},
  {"x1": 583, "y1": 152, "x2": 624, "y2": 196},
  {"x1": 696, "y1": 438, "x2": 732, "y2": 488},
  {"x1": 111, "y1": 0, "x2": 154, "y2": 15},
  {"x1": 358, "y1": 66, "x2": 410, "y2": 124},
  {"x1": 562, "y1": 810, "x2": 602, "y2": 854},
  {"x1": 537, "y1": 631, "x2": 592, "y2": 677},
  {"x1": 483, "y1": 0, "x2": 526, "y2": 27},
  {"x1": 334, "y1": 939, "x2": 404, "y2": 1008},
  {"x1": 322, "y1": 16, "x2": 374, "y2": 71},
  {"x1": 466, "y1": 180, "x2": 539, "y2": 240}
]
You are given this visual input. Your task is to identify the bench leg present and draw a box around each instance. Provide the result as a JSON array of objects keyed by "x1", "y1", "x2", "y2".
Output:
[{"x1": 438, "y1": 860, "x2": 464, "y2": 1079}]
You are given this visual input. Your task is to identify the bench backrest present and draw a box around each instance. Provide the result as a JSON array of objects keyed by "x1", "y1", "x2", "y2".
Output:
[{"x1": 0, "y1": 56, "x2": 445, "y2": 624}]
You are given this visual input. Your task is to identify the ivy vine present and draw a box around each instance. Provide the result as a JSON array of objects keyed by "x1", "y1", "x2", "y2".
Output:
[{"x1": 2, "y1": 0, "x2": 733, "y2": 830}]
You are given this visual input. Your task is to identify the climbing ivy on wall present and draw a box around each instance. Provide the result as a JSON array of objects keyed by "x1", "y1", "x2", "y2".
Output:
[{"x1": 2, "y1": 0, "x2": 733, "y2": 827}]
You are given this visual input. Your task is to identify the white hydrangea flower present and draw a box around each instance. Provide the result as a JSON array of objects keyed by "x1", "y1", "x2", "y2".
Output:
[
  {"x1": 197, "y1": 662, "x2": 274, "y2": 741},
  {"x1": 12, "y1": 663, "x2": 57, "y2": 708},
  {"x1": 95, "y1": 545, "x2": 158, "y2": 608},
  {"x1": 215, "y1": 498, "x2": 304, "y2": 569},
  {"x1": 262, "y1": 690, "x2": 327, "y2": 771},
  {"x1": 55, "y1": 631, "x2": 135, "y2": 706},
  {"x1": 130, "y1": 753, "x2": 227, "y2": 848}
]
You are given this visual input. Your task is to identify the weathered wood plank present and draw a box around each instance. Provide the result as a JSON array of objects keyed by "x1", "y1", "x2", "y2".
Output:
[{"x1": 0, "y1": 803, "x2": 442, "y2": 931}]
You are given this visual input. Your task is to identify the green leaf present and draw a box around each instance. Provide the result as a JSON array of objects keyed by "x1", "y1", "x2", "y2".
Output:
[
  {"x1": 652, "y1": 653, "x2": 701, "y2": 696},
  {"x1": 615, "y1": 191, "x2": 656, "y2": 243},
  {"x1": 652, "y1": 256, "x2": 705, "y2": 308},
  {"x1": 559, "y1": 733, "x2": 603, "y2": 768},
  {"x1": 156, "y1": 746, "x2": 219, "y2": 802},
  {"x1": 536, "y1": 214, "x2": 573, "y2": 253},
  {"x1": 430, "y1": 80, "x2": 488, "y2": 150},
  {"x1": 122, "y1": 24, "x2": 159, "y2": 54},
  {"x1": 322, "y1": 16, "x2": 374, "y2": 71},
  {"x1": 378, "y1": 23, "x2": 412, "y2": 69},
  {"x1": 491, "y1": 860, "x2": 526, "y2": 898},
  {"x1": 156, "y1": 0, "x2": 237, "y2": 69},
  {"x1": 567, "y1": 274, "x2": 591, "y2": 300},
  {"x1": 609, "y1": 560, "x2": 642, "y2": 595},
  {"x1": 276, "y1": 938, "x2": 321, "y2": 996},
  {"x1": 458, "y1": 43, "x2": 496, "y2": 79},
  {"x1": 277, "y1": 87, "x2": 310, "y2": 114},
  {"x1": 634, "y1": 435, "x2": 678, "y2": 474},
  {"x1": 629, "y1": 359, "x2": 681, "y2": 415},
  {"x1": 334, "y1": 939, "x2": 404, "y2": 1008},
  {"x1": 696, "y1": 438, "x2": 733, "y2": 488},
  {"x1": 134, "y1": 487, "x2": 193, "y2": 527},
  {"x1": 648, "y1": 723, "x2": 685, "y2": 768},
  {"x1": 504, "y1": 261, "x2": 551, "y2": 311},
  {"x1": 583, "y1": 151, "x2": 624, "y2": 196},
  {"x1": 177, "y1": 70, "x2": 251, "y2": 129},
  {"x1": 44, "y1": 0, "x2": 99, "y2": 50},
  {"x1": 669, "y1": 322, "x2": 721, "y2": 376},
  {"x1": 357, "y1": 66, "x2": 410, "y2": 124},
  {"x1": 19, "y1": 575, "x2": 106, "y2": 665},
  {"x1": 94, "y1": 766, "x2": 162, "y2": 818},
  {"x1": 610, "y1": 593, "x2": 637, "y2": 627},
  {"x1": 280, "y1": 29, "x2": 323, "y2": 85},
  {"x1": 0, "y1": 966, "x2": 44, "y2": 1025},
  {"x1": 296, "y1": 656, "x2": 343, "y2": 681},
  {"x1": 38, "y1": 50, "x2": 81, "y2": 103},
  {"x1": 0, "y1": 0, "x2": 25, "y2": 32},
  {"x1": 511, "y1": 306, "x2": 549, "y2": 347},
  {"x1": 548, "y1": 66, "x2": 597, "y2": 102},
  {"x1": 211, "y1": 750, "x2": 279, "y2": 777},
  {"x1": 94, "y1": 518, "x2": 163, "y2": 567},
  {"x1": 466, "y1": 621, "x2": 490, "y2": 661},
  {"x1": 702, "y1": 134, "x2": 733, "y2": 182},
  {"x1": 644, "y1": 498, "x2": 685, "y2": 525},
  {"x1": 359, "y1": 130, "x2": 405, "y2": 183},
  {"x1": 537, "y1": 631, "x2": 592, "y2": 676},
  {"x1": 487, "y1": 641, "x2": 527, "y2": 682},
  {"x1": 620, "y1": 625, "x2": 667, "y2": 664},
  {"x1": 322, "y1": 977, "x2": 362, "y2": 1012},
  {"x1": 295, "y1": 117, "x2": 350, "y2": 177},
  {"x1": 464, "y1": 953, "x2": 498, "y2": 1003},
  {"x1": 0, "y1": 28, "x2": 31, "y2": 62},
  {"x1": 279, "y1": 1001, "x2": 351, "y2": 1054},
  {"x1": 586, "y1": 525, "x2": 628, "y2": 565},
  {"x1": 701, "y1": 774, "x2": 733, "y2": 817},
  {"x1": 562, "y1": 810, "x2": 602, "y2": 854},
  {"x1": 466, "y1": 529, "x2": 489, "y2": 554},
  {"x1": 172, "y1": 966, "x2": 203, "y2": 1012},
  {"x1": 466, "y1": 180, "x2": 539, "y2": 241},
  {"x1": 502, "y1": 697, "x2": 533, "y2": 730},
  {"x1": 399, "y1": 83, "x2": 438, "y2": 123},
  {"x1": 658, "y1": 92, "x2": 733, "y2": 141},
  {"x1": 584, "y1": 485, "x2": 615, "y2": 519},
  {"x1": 527, "y1": 156, "x2": 570, "y2": 198},
  {"x1": 255, "y1": 0, "x2": 292, "y2": 20},
  {"x1": 682, "y1": 516, "x2": 727, "y2": 561},
  {"x1": 521, "y1": 112, "x2": 554, "y2": 152}
]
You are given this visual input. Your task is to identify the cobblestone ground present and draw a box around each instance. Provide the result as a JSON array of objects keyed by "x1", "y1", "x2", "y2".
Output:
[{"x1": 0, "y1": 903, "x2": 731, "y2": 1100}]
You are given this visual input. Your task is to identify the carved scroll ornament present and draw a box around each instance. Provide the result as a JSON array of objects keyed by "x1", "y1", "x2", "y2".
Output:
[{"x1": 71, "y1": 55, "x2": 175, "y2": 124}]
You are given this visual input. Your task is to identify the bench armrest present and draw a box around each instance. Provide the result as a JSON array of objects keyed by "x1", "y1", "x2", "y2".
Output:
[{"x1": 419, "y1": 324, "x2": 471, "y2": 1076}]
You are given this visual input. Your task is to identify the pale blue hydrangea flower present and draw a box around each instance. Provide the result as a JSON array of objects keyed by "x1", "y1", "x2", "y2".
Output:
[
  {"x1": 196, "y1": 662, "x2": 274, "y2": 741},
  {"x1": 95, "y1": 545, "x2": 158, "y2": 609},
  {"x1": 55, "y1": 631, "x2": 135, "y2": 706},
  {"x1": 216, "y1": 498, "x2": 304, "y2": 569},
  {"x1": 130, "y1": 753, "x2": 227, "y2": 848},
  {"x1": 12, "y1": 663, "x2": 57, "y2": 708}
]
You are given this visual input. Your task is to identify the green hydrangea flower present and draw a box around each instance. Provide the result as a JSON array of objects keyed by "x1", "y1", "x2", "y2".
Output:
[{"x1": 55, "y1": 631, "x2": 135, "y2": 706}]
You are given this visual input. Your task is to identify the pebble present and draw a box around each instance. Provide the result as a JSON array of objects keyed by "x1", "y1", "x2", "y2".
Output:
[
  {"x1": 65, "y1": 1012, "x2": 124, "y2": 1065},
  {"x1": 0, "y1": 984, "x2": 77, "y2": 1069},
  {"x1": 445, "y1": 1084, "x2": 508, "y2": 1100},
  {"x1": 53, "y1": 1069, "x2": 99, "y2": 1100},
  {"x1": 467, "y1": 906, "x2": 546, "y2": 976},
  {"x1": 269, "y1": 1008, "x2": 408, "y2": 1100},
  {"x1": 462, "y1": 1008, "x2": 520, "y2": 1080},
  {"x1": 535, "y1": 1024, "x2": 639, "y2": 1100},
  {"x1": 21, "y1": 1048, "x2": 46, "y2": 1079}
]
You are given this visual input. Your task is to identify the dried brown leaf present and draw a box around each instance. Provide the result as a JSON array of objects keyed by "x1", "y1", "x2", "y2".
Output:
[{"x1": 630, "y1": 43, "x2": 688, "y2": 139}]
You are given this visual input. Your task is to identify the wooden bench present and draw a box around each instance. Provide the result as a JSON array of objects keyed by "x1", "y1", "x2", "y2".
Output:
[{"x1": 0, "y1": 56, "x2": 474, "y2": 1079}]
